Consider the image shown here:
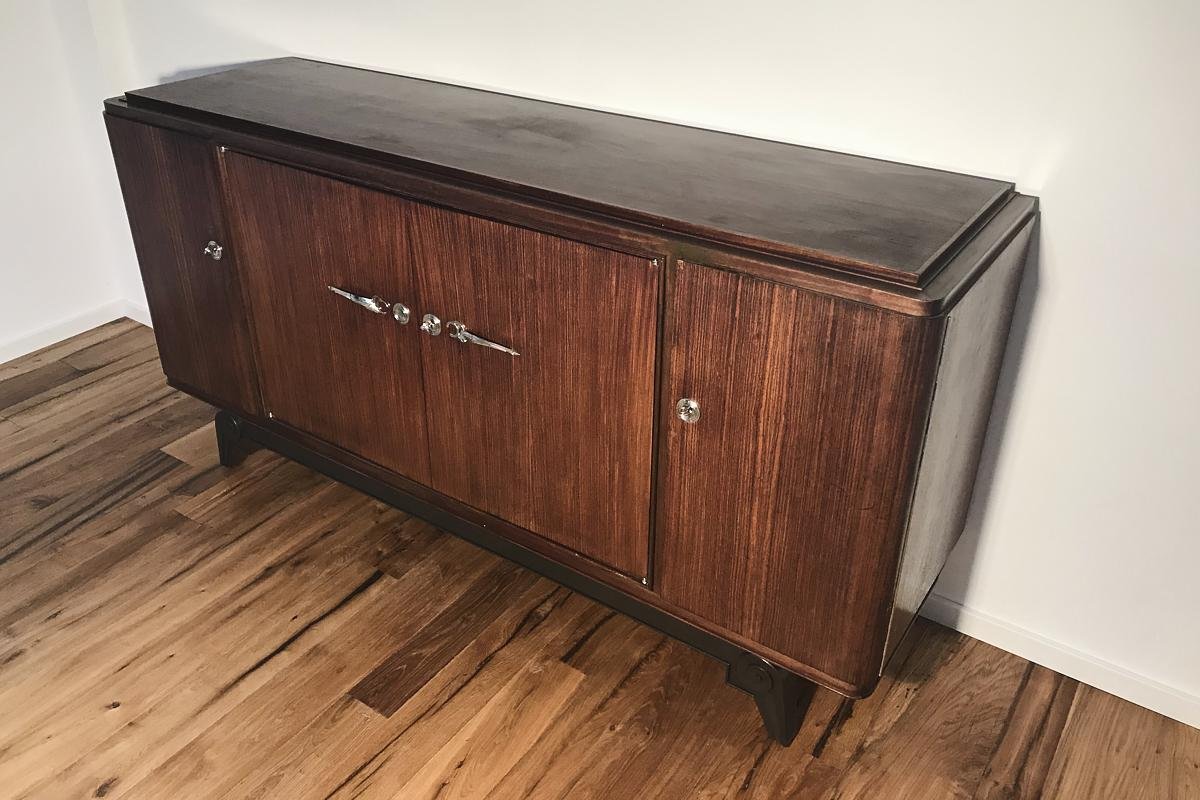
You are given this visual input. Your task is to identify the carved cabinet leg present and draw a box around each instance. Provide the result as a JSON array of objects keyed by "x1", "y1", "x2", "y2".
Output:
[
  {"x1": 215, "y1": 410, "x2": 248, "y2": 467},
  {"x1": 727, "y1": 652, "x2": 817, "y2": 746}
]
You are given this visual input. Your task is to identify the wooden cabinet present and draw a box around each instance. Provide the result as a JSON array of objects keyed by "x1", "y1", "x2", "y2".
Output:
[
  {"x1": 220, "y1": 151, "x2": 431, "y2": 482},
  {"x1": 218, "y1": 151, "x2": 658, "y2": 576},
  {"x1": 657, "y1": 261, "x2": 941, "y2": 691},
  {"x1": 408, "y1": 204, "x2": 659, "y2": 577},
  {"x1": 105, "y1": 117, "x2": 260, "y2": 414},
  {"x1": 104, "y1": 57, "x2": 1037, "y2": 745}
]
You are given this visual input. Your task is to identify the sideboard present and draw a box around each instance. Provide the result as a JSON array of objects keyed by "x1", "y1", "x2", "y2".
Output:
[{"x1": 104, "y1": 57, "x2": 1037, "y2": 745}]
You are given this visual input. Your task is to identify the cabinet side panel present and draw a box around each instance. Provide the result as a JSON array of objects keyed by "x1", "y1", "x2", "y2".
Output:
[
  {"x1": 883, "y1": 219, "x2": 1035, "y2": 665},
  {"x1": 104, "y1": 115, "x2": 260, "y2": 413},
  {"x1": 657, "y1": 262, "x2": 942, "y2": 692}
]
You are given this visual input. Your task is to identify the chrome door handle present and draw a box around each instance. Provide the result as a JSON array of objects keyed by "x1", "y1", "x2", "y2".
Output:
[
  {"x1": 327, "y1": 285, "x2": 403, "y2": 319},
  {"x1": 446, "y1": 321, "x2": 520, "y2": 356}
]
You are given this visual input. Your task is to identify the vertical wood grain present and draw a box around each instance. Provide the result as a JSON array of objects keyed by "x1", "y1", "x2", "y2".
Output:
[
  {"x1": 105, "y1": 117, "x2": 260, "y2": 414},
  {"x1": 220, "y1": 153, "x2": 432, "y2": 484},
  {"x1": 409, "y1": 204, "x2": 660, "y2": 578},
  {"x1": 656, "y1": 261, "x2": 943, "y2": 692}
]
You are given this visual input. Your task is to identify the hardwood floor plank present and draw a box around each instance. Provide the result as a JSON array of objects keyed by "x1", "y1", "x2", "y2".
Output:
[
  {"x1": 392, "y1": 657, "x2": 585, "y2": 800},
  {"x1": 0, "y1": 473, "x2": 389, "y2": 698},
  {"x1": 119, "y1": 539, "x2": 502, "y2": 800},
  {"x1": 349, "y1": 560, "x2": 543, "y2": 716},
  {"x1": 1, "y1": 336, "x2": 159, "y2": 427},
  {"x1": 160, "y1": 421, "x2": 219, "y2": 468},
  {"x1": 0, "y1": 355, "x2": 181, "y2": 482},
  {"x1": 17, "y1": 513, "x2": 447, "y2": 800},
  {"x1": 319, "y1": 591, "x2": 607, "y2": 800},
  {"x1": 486, "y1": 615, "x2": 667, "y2": 798},
  {"x1": 0, "y1": 318, "x2": 139, "y2": 382},
  {"x1": 1, "y1": 322, "x2": 1196, "y2": 800},
  {"x1": 61, "y1": 323, "x2": 160, "y2": 373},
  {"x1": 0, "y1": 358, "x2": 81, "y2": 413},
  {"x1": 1043, "y1": 684, "x2": 1200, "y2": 800},
  {"x1": 232, "y1": 584, "x2": 589, "y2": 800},
  {"x1": 695, "y1": 621, "x2": 938, "y2": 800},
  {"x1": 974, "y1": 664, "x2": 1079, "y2": 800},
  {"x1": 0, "y1": 396, "x2": 212, "y2": 539},
  {"x1": 0, "y1": 483, "x2": 404, "y2": 768},
  {"x1": 809, "y1": 631, "x2": 1029, "y2": 799}
]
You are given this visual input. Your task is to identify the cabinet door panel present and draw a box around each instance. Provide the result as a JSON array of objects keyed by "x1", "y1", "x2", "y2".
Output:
[
  {"x1": 657, "y1": 261, "x2": 941, "y2": 691},
  {"x1": 221, "y1": 153, "x2": 430, "y2": 483},
  {"x1": 105, "y1": 117, "x2": 259, "y2": 413},
  {"x1": 411, "y1": 205, "x2": 659, "y2": 578}
]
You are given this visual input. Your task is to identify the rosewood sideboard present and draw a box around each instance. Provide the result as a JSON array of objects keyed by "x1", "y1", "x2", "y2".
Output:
[{"x1": 103, "y1": 57, "x2": 1037, "y2": 745}]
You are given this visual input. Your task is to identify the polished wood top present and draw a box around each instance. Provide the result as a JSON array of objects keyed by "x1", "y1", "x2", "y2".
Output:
[{"x1": 122, "y1": 57, "x2": 1013, "y2": 287}]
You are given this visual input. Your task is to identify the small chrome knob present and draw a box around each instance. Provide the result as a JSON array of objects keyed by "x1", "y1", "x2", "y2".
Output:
[
  {"x1": 676, "y1": 398, "x2": 700, "y2": 424},
  {"x1": 393, "y1": 303, "x2": 411, "y2": 324},
  {"x1": 203, "y1": 240, "x2": 224, "y2": 261},
  {"x1": 419, "y1": 313, "x2": 442, "y2": 336}
]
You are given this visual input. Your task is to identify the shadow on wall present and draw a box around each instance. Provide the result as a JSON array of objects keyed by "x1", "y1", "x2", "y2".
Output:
[
  {"x1": 929, "y1": 215, "x2": 1043, "y2": 614},
  {"x1": 158, "y1": 61, "x2": 276, "y2": 84}
]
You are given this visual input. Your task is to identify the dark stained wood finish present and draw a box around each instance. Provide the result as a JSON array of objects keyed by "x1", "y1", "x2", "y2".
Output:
[
  {"x1": 409, "y1": 204, "x2": 660, "y2": 577},
  {"x1": 1, "y1": 326, "x2": 1191, "y2": 799},
  {"x1": 219, "y1": 151, "x2": 432, "y2": 484},
  {"x1": 104, "y1": 117, "x2": 260, "y2": 414},
  {"x1": 656, "y1": 261, "x2": 944, "y2": 693},
  {"x1": 102, "y1": 62, "x2": 1044, "y2": 729},
  {"x1": 121, "y1": 57, "x2": 1012, "y2": 287},
  {"x1": 104, "y1": 97, "x2": 1038, "y2": 318},
  {"x1": 884, "y1": 219, "x2": 1035, "y2": 662}
]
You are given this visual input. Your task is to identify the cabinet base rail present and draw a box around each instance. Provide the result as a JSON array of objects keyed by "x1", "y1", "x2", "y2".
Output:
[{"x1": 215, "y1": 409, "x2": 817, "y2": 745}]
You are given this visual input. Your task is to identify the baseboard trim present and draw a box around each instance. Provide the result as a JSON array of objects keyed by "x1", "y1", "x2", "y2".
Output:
[
  {"x1": 123, "y1": 300, "x2": 152, "y2": 327},
  {"x1": 921, "y1": 591, "x2": 1200, "y2": 730},
  {"x1": 0, "y1": 299, "x2": 134, "y2": 364}
]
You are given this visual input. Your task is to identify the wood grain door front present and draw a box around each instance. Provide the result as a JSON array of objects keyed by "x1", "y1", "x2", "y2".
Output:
[
  {"x1": 410, "y1": 205, "x2": 659, "y2": 578},
  {"x1": 656, "y1": 261, "x2": 942, "y2": 693},
  {"x1": 221, "y1": 153, "x2": 431, "y2": 483},
  {"x1": 105, "y1": 117, "x2": 260, "y2": 414}
]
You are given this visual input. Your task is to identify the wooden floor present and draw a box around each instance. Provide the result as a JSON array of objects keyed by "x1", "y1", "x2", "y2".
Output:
[{"x1": 0, "y1": 319, "x2": 1196, "y2": 800}]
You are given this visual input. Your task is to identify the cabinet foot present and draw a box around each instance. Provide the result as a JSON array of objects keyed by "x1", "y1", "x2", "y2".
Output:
[
  {"x1": 215, "y1": 410, "x2": 250, "y2": 467},
  {"x1": 726, "y1": 652, "x2": 817, "y2": 746}
]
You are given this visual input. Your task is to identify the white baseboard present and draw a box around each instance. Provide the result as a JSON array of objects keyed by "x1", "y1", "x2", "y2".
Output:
[
  {"x1": 123, "y1": 300, "x2": 152, "y2": 327},
  {"x1": 0, "y1": 299, "x2": 137, "y2": 364},
  {"x1": 921, "y1": 592, "x2": 1200, "y2": 730}
]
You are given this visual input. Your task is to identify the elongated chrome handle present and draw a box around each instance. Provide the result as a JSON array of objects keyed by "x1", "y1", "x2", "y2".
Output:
[
  {"x1": 446, "y1": 321, "x2": 520, "y2": 356},
  {"x1": 327, "y1": 285, "x2": 390, "y2": 315}
]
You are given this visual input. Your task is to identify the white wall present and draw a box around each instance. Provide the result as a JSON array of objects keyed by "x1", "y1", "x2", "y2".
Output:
[
  {"x1": 0, "y1": 1, "x2": 141, "y2": 362},
  {"x1": 6, "y1": 0, "x2": 1199, "y2": 726}
]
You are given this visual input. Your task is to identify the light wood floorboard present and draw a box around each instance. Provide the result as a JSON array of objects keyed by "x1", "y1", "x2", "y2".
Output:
[{"x1": 0, "y1": 319, "x2": 1195, "y2": 799}]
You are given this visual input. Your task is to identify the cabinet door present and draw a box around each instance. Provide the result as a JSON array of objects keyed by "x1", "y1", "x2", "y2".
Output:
[
  {"x1": 221, "y1": 153, "x2": 431, "y2": 483},
  {"x1": 656, "y1": 261, "x2": 941, "y2": 691},
  {"x1": 410, "y1": 205, "x2": 659, "y2": 578},
  {"x1": 106, "y1": 117, "x2": 260, "y2": 413}
]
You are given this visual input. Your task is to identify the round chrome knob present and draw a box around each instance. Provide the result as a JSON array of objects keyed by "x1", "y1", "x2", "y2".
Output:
[
  {"x1": 676, "y1": 398, "x2": 700, "y2": 424},
  {"x1": 393, "y1": 303, "x2": 411, "y2": 324},
  {"x1": 419, "y1": 313, "x2": 442, "y2": 336},
  {"x1": 202, "y1": 240, "x2": 224, "y2": 261}
]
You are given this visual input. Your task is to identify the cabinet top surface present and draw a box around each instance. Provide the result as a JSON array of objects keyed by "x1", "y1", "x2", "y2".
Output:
[{"x1": 122, "y1": 57, "x2": 1014, "y2": 286}]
